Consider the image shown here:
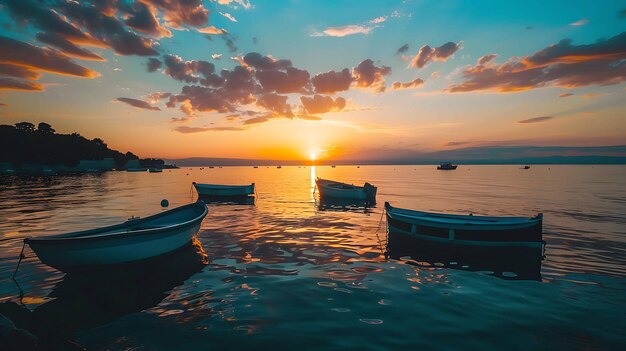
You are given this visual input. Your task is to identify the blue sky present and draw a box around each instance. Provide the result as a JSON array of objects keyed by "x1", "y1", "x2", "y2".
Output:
[{"x1": 0, "y1": 0, "x2": 625, "y2": 159}]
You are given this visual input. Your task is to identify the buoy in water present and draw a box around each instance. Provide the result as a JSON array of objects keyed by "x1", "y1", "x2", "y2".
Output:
[{"x1": 161, "y1": 199, "x2": 169, "y2": 207}]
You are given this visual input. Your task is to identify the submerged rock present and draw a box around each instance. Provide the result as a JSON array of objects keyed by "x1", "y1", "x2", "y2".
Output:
[{"x1": 0, "y1": 313, "x2": 37, "y2": 351}]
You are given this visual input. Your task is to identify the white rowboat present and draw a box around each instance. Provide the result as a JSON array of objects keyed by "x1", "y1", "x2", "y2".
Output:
[
  {"x1": 25, "y1": 201, "x2": 208, "y2": 272},
  {"x1": 193, "y1": 182, "x2": 255, "y2": 197},
  {"x1": 315, "y1": 178, "x2": 377, "y2": 203}
]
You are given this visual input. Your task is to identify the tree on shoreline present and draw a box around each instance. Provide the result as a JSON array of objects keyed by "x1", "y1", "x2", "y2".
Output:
[{"x1": 0, "y1": 122, "x2": 139, "y2": 168}]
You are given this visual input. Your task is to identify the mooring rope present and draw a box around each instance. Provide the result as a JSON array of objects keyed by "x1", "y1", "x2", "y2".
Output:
[
  {"x1": 374, "y1": 207, "x2": 388, "y2": 259},
  {"x1": 12, "y1": 240, "x2": 26, "y2": 280}
]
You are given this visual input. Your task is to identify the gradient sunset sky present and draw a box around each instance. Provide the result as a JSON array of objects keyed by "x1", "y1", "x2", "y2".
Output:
[{"x1": 1, "y1": 0, "x2": 625, "y2": 160}]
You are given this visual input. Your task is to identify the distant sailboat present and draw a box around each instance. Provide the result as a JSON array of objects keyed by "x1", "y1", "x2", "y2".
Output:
[{"x1": 437, "y1": 162, "x2": 458, "y2": 170}]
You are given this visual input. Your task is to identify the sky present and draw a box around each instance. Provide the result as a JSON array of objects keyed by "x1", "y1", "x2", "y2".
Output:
[{"x1": 0, "y1": 0, "x2": 625, "y2": 161}]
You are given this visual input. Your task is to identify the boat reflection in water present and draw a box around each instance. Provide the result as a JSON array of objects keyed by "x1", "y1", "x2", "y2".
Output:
[
  {"x1": 316, "y1": 196, "x2": 375, "y2": 213},
  {"x1": 386, "y1": 231, "x2": 544, "y2": 281},
  {"x1": 197, "y1": 194, "x2": 255, "y2": 205},
  {"x1": 2, "y1": 240, "x2": 207, "y2": 349}
]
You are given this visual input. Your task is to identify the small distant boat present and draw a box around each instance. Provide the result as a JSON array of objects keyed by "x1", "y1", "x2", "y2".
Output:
[
  {"x1": 331, "y1": 165, "x2": 336, "y2": 168},
  {"x1": 385, "y1": 202, "x2": 544, "y2": 252},
  {"x1": 521, "y1": 165, "x2": 530, "y2": 170},
  {"x1": 148, "y1": 168, "x2": 162, "y2": 173},
  {"x1": 24, "y1": 201, "x2": 208, "y2": 272},
  {"x1": 208, "y1": 166, "x2": 215, "y2": 169},
  {"x1": 315, "y1": 178, "x2": 377, "y2": 203},
  {"x1": 253, "y1": 166, "x2": 258, "y2": 168},
  {"x1": 193, "y1": 182, "x2": 255, "y2": 197},
  {"x1": 127, "y1": 168, "x2": 148, "y2": 172},
  {"x1": 277, "y1": 166, "x2": 282, "y2": 169},
  {"x1": 437, "y1": 162, "x2": 457, "y2": 170}
]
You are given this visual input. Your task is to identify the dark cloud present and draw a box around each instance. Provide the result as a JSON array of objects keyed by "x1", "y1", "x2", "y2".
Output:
[
  {"x1": 256, "y1": 94, "x2": 294, "y2": 117},
  {"x1": 116, "y1": 97, "x2": 161, "y2": 111},
  {"x1": 175, "y1": 126, "x2": 244, "y2": 133},
  {"x1": 392, "y1": 78, "x2": 425, "y2": 90},
  {"x1": 243, "y1": 52, "x2": 292, "y2": 71},
  {"x1": 0, "y1": 103, "x2": 7, "y2": 107},
  {"x1": 163, "y1": 55, "x2": 222, "y2": 86},
  {"x1": 411, "y1": 42, "x2": 461, "y2": 69},
  {"x1": 0, "y1": 63, "x2": 40, "y2": 80},
  {"x1": 620, "y1": 9, "x2": 626, "y2": 18},
  {"x1": 0, "y1": 36, "x2": 99, "y2": 78},
  {"x1": 35, "y1": 32, "x2": 104, "y2": 61},
  {"x1": 447, "y1": 32, "x2": 626, "y2": 92},
  {"x1": 243, "y1": 115, "x2": 272, "y2": 125},
  {"x1": 221, "y1": 34, "x2": 238, "y2": 52},
  {"x1": 477, "y1": 54, "x2": 498, "y2": 65},
  {"x1": 59, "y1": 1, "x2": 159, "y2": 56},
  {"x1": 311, "y1": 69, "x2": 352, "y2": 94},
  {"x1": 518, "y1": 116, "x2": 553, "y2": 124},
  {"x1": 124, "y1": 2, "x2": 172, "y2": 38},
  {"x1": 2, "y1": 0, "x2": 98, "y2": 45},
  {"x1": 0, "y1": 77, "x2": 43, "y2": 91},
  {"x1": 256, "y1": 67, "x2": 311, "y2": 94},
  {"x1": 396, "y1": 44, "x2": 409, "y2": 55},
  {"x1": 559, "y1": 93, "x2": 574, "y2": 98},
  {"x1": 253, "y1": 37, "x2": 258, "y2": 45},
  {"x1": 146, "y1": 58, "x2": 163, "y2": 72},
  {"x1": 353, "y1": 59, "x2": 391, "y2": 92},
  {"x1": 300, "y1": 95, "x2": 346, "y2": 114}
]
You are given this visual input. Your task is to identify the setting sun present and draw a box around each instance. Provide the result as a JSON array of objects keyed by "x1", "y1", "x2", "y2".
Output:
[{"x1": 310, "y1": 152, "x2": 317, "y2": 161}]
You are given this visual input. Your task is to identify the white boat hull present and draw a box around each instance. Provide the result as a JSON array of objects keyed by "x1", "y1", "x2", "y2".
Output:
[
  {"x1": 26, "y1": 202, "x2": 208, "y2": 272},
  {"x1": 316, "y1": 178, "x2": 377, "y2": 201}
]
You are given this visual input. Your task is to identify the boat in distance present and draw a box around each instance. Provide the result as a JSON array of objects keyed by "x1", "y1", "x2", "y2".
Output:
[
  {"x1": 24, "y1": 201, "x2": 208, "y2": 273},
  {"x1": 316, "y1": 178, "x2": 377, "y2": 203},
  {"x1": 437, "y1": 162, "x2": 458, "y2": 170},
  {"x1": 193, "y1": 182, "x2": 255, "y2": 197},
  {"x1": 385, "y1": 202, "x2": 543, "y2": 252}
]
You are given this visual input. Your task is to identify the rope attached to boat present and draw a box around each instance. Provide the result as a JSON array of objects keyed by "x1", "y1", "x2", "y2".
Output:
[
  {"x1": 12, "y1": 240, "x2": 26, "y2": 280},
  {"x1": 374, "y1": 207, "x2": 388, "y2": 259}
]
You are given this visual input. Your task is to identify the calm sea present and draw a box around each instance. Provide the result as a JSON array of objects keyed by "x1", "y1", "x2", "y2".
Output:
[{"x1": 0, "y1": 165, "x2": 625, "y2": 350}]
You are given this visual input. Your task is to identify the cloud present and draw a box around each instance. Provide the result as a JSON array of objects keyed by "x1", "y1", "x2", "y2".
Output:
[
  {"x1": 445, "y1": 141, "x2": 470, "y2": 146},
  {"x1": 569, "y1": 19, "x2": 589, "y2": 26},
  {"x1": 175, "y1": 126, "x2": 244, "y2": 133},
  {"x1": 116, "y1": 97, "x2": 161, "y2": 111},
  {"x1": 311, "y1": 68, "x2": 352, "y2": 94},
  {"x1": 124, "y1": 2, "x2": 172, "y2": 38},
  {"x1": 620, "y1": 9, "x2": 626, "y2": 18},
  {"x1": 35, "y1": 32, "x2": 104, "y2": 61},
  {"x1": 0, "y1": 103, "x2": 7, "y2": 107},
  {"x1": 216, "y1": 0, "x2": 252, "y2": 10},
  {"x1": 353, "y1": 59, "x2": 391, "y2": 92},
  {"x1": 477, "y1": 54, "x2": 498, "y2": 65},
  {"x1": 221, "y1": 33, "x2": 239, "y2": 52},
  {"x1": 559, "y1": 93, "x2": 574, "y2": 98},
  {"x1": 243, "y1": 115, "x2": 271, "y2": 125},
  {"x1": 518, "y1": 116, "x2": 553, "y2": 124},
  {"x1": 369, "y1": 16, "x2": 387, "y2": 24},
  {"x1": 396, "y1": 44, "x2": 409, "y2": 55},
  {"x1": 411, "y1": 42, "x2": 462, "y2": 69},
  {"x1": 198, "y1": 26, "x2": 226, "y2": 35},
  {"x1": 392, "y1": 78, "x2": 425, "y2": 90},
  {"x1": 256, "y1": 93, "x2": 294, "y2": 117},
  {"x1": 313, "y1": 24, "x2": 378, "y2": 37},
  {"x1": 300, "y1": 95, "x2": 346, "y2": 114},
  {"x1": 146, "y1": 58, "x2": 162, "y2": 72},
  {"x1": 141, "y1": 0, "x2": 210, "y2": 29},
  {"x1": 0, "y1": 77, "x2": 43, "y2": 91},
  {"x1": 212, "y1": 54, "x2": 223, "y2": 59},
  {"x1": 0, "y1": 36, "x2": 100, "y2": 78},
  {"x1": 220, "y1": 12, "x2": 238, "y2": 22},
  {"x1": 162, "y1": 54, "x2": 223, "y2": 86},
  {"x1": 447, "y1": 32, "x2": 626, "y2": 93},
  {"x1": 0, "y1": 63, "x2": 41, "y2": 80}
]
